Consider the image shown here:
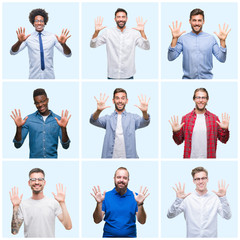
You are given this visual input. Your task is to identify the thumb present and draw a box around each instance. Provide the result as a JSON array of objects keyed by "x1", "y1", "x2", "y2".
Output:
[
  {"x1": 133, "y1": 191, "x2": 137, "y2": 198},
  {"x1": 216, "y1": 121, "x2": 220, "y2": 126},
  {"x1": 52, "y1": 192, "x2": 56, "y2": 199},
  {"x1": 55, "y1": 117, "x2": 59, "y2": 123},
  {"x1": 103, "y1": 191, "x2": 106, "y2": 199}
]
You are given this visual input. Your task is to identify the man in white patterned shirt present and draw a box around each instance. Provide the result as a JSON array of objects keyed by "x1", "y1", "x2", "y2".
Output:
[
  {"x1": 167, "y1": 166, "x2": 231, "y2": 238},
  {"x1": 90, "y1": 8, "x2": 150, "y2": 79}
]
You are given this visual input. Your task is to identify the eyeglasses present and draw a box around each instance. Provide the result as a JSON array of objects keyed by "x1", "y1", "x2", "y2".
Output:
[
  {"x1": 34, "y1": 98, "x2": 48, "y2": 106},
  {"x1": 194, "y1": 177, "x2": 208, "y2": 182},
  {"x1": 29, "y1": 178, "x2": 45, "y2": 182},
  {"x1": 195, "y1": 96, "x2": 208, "y2": 100},
  {"x1": 34, "y1": 20, "x2": 44, "y2": 23}
]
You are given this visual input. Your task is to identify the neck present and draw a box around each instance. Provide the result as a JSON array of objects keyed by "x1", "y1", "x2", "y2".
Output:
[
  {"x1": 117, "y1": 26, "x2": 126, "y2": 32},
  {"x1": 32, "y1": 191, "x2": 44, "y2": 200},
  {"x1": 40, "y1": 110, "x2": 50, "y2": 116},
  {"x1": 195, "y1": 108, "x2": 206, "y2": 114},
  {"x1": 115, "y1": 109, "x2": 125, "y2": 114},
  {"x1": 196, "y1": 188, "x2": 208, "y2": 196},
  {"x1": 192, "y1": 30, "x2": 202, "y2": 35}
]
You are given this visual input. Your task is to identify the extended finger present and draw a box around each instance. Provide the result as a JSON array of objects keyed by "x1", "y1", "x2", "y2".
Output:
[{"x1": 139, "y1": 186, "x2": 143, "y2": 193}]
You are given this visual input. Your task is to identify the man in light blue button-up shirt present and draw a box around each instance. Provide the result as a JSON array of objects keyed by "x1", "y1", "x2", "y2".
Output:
[
  {"x1": 168, "y1": 8, "x2": 231, "y2": 79},
  {"x1": 11, "y1": 88, "x2": 71, "y2": 158},
  {"x1": 90, "y1": 88, "x2": 150, "y2": 158},
  {"x1": 10, "y1": 8, "x2": 72, "y2": 79}
]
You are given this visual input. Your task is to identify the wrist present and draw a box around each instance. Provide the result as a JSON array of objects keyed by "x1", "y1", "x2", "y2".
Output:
[{"x1": 138, "y1": 202, "x2": 144, "y2": 207}]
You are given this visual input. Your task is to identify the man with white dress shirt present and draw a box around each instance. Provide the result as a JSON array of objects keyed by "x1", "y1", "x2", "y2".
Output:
[
  {"x1": 90, "y1": 8, "x2": 150, "y2": 79},
  {"x1": 167, "y1": 166, "x2": 231, "y2": 238},
  {"x1": 10, "y1": 8, "x2": 72, "y2": 79}
]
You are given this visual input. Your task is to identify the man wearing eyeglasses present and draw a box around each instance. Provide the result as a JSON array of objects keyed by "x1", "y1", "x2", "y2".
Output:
[
  {"x1": 167, "y1": 166, "x2": 231, "y2": 237},
  {"x1": 10, "y1": 8, "x2": 72, "y2": 79},
  {"x1": 9, "y1": 168, "x2": 72, "y2": 237},
  {"x1": 10, "y1": 88, "x2": 71, "y2": 158},
  {"x1": 90, "y1": 88, "x2": 150, "y2": 158},
  {"x1": 169, "y1": 88, "x2": 230, "y2": 158}
]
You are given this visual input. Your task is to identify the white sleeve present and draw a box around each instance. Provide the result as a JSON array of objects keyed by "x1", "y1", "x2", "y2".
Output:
[
  {"x1": 167, "y1": 198, "x2": 185, "y2": 218},
  {"x1": 217, "y1": 196, "x2": 232, "y2": 220}
]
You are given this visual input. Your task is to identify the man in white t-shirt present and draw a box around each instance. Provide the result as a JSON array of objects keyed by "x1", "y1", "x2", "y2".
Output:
[
  {"x1": 9, "y1": 168, "x2": 72, "y2": 237},
  {"x1": 167, "y1": 166, "x2": 231, "y2": 237}
]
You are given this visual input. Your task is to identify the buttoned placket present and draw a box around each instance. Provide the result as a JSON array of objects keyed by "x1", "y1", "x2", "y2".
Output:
[
  {"x1": 42, "y1": 117, "x2": 47, "y2": 158},
  {"x1": 118, "y1": 30, "x2": 124, "y2": 78},
  {"x1": 196, "y1": 35, "x2": 200, "y2": 78}
]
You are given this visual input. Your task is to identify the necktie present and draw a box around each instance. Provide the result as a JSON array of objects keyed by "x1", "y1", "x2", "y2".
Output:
[{"x1": 38, "y1": 32, "x2": 45, "y2": 70}]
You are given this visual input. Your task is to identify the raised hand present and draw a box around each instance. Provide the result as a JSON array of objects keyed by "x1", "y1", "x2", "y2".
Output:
[
  {"x1": 56, "y1": 29, "x2": 71, "y2": 44},
  {"x1": 169, "y1": 115, "x2": 185, "y2": 132},
  {"x1": 94, "y1": 93, "x2": 111, "y2": 112},
  {"x1": 16, "y1": 27, "x2": 30, "y2": 43},
  {"x1": 216, "y1": 113, "x2": 230, "y2": 129},
  {"x1": 133, "y1": 186, "x2": 150, "y2": 205},
  {"x1": 132, "y1": 17, "x2": 147, "y2": 32},
  {"x1": 169, "y1": 21, "x2": 186, "y2": 39},
  {"x1": 172, "y1": 182, "x2": 191, "y2": 199},
  {"x1": 55, "y1": 110, "x2": 71, "y2": 128},
  {"x1": 95, "y1": 16, "x2": 106, "y2": 32},
  {"x1": 52, "y1": 183, "x2": 66, "y2": 203},
  {"x1": 134, "y1": 95, "x2": 150, "y2": 113},
  {"x1": 214, "y1": 23, "x2": 231, "y2": 41},
  {"x1": 91, "y1": 186, "x2": 106, "y2": 203},
  {"x1": 10, "y1": 109, "x2": 28, "y2": 127},
  {"x1": 212, "y1": 180, "x2": 229, "y2": 197},
  {"x1": 10, "y1": 187, "x2": 23, "y2": 207}
]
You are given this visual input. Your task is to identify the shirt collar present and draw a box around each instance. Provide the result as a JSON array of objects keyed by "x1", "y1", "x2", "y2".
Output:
[
  {"x1": 190, "y1": 31, "x2": 204, "y2": 37},
  {"x1": 35, "y1": 109, "x2": 53, "y2": 117},
  {"x1": 194, "y1": 190, "x2": 209, "y2": 197},
  {"x1": 192, "y1": 108, "x2": 210, "y2": 117},
  {"x1": 115, "y1": 27, "x2": 127, "y2": 33},
  {"x1": 114, "y1": 110, "x2": 127, "y2": 116},
  {"x1": 113, "y1": 187, "x2": 131, "y2": 197},
  {"x1": 33, "y1": 30, "x2": 46, "y2": 36}
]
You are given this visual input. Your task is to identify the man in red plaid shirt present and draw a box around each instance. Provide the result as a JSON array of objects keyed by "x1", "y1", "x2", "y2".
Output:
[{"x1": 169, "y1": 88, "x2": 230, "y2": 158}]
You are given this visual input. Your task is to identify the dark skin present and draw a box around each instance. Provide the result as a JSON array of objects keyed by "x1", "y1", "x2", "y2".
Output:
[
  {"x1": 11, "y1": 15, "x2": 71, "y2": 55},
  {"x1": 11, "y1": 95, "x2": 71, "y2": 143}
]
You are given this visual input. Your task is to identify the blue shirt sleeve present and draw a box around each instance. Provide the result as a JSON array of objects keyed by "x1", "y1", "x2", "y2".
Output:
[
  {"x1": 134, "y1": 114, "x2": 150, "y2": 130},
  {"x1": 212, "y1": 37, "x2": 226, "y2": 63},
  {"x1": 13, "y1": 119, "x2": 29, "y2": 148},
  {"x1": 90, "y1": 114, "x2": 107, "y2": 129},
  {"x1": 168, "y1": 37, "x2": 183, "y2": 61}
]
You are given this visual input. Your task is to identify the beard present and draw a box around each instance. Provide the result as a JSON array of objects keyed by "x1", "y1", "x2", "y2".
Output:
[
  {"x1": 116, "y1": 21, "x2": 126, "y2": 29},
  {"x1": 195, "y1": 102, "x2": 207, "y2": 112},
  {"x1": 115, "y1": 103, "x2": 126, "y2": 112},
  {"x1": 115, "y1": 181, "x2": 128, "y2": 195},
  {"x1": 31, "y1": 185, "x2": 43, "y2": 194},
  {"x1": 191, "y1": 25, "x2": 203, "y2": 34}
]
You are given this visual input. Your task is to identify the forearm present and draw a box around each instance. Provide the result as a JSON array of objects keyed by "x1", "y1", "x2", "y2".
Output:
[
  {"x1": 220, "y1": 39, "x2": 226, "y2": 48},
  {"x1": 11, "y1": 206, "x2": 23, "y2": 235},
  {"x1": 61, "y1": 127, "x2": 69, "y2": 143},
  {"x1": 93, "y1": 202, "x2": 103, "y2": 223},
  {"x1": 59, "y1": 202, "x2": 72, "y2": 230},
  {"x1": 11, "y1": 41, "x2": 22, "y2": 53},
  {"x1": 142, "y1": 111, "x2": 149, "y2": 120},
  {"x1": 170, "y1": 37, "x2": 178, "y2": 48},
  {"x1": 61, "y1": 43, "x2": 71, "y2": 55},
  {"x1": 92, "y1": 110, "x2": 102, "y2": 121},
  {"x1": 167, "y1": 198, "x2": 183, "y2": 218},
  {"x1": 137, "y1": 205, "x2": 147, "y2": 224},
  {"x1": 14, "y1": 127, "x2": 22, "y2": 142},
  {"x1": 92, "y1": 30, "x2": 100, "y2": 39},
  {"x1": 219, "y1": 196, "x2": 232, "y2": 219},
  {"x1": 140, "y1": 30, "x2": 147, "y2": 40}
]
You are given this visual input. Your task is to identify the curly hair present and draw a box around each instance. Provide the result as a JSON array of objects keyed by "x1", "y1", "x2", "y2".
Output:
[{"x1": 29, "y1": 8, "x2": 49, "y2": 25}]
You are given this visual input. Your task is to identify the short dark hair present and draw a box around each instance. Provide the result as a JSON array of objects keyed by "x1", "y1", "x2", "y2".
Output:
[
  {"x1": 190, "y1": 8, "x2": 204, "y2": 20},
  {"x1": 29, "y1": 8, "x2": 49, "y2": 25},
  {"x1": 193, "y1": 88, "x2": 209, "y2": 100},
  {"x1": 191, "y1": 167, "x2": 208, "y2": 178},
  {"x1": 114, "y1": 167, "x2": 129, "y2": 179},
  {"x1": 33, "y1": 88, "x2": 47, "y2": 98},
  {"x1": 29, "y1": 168, "x2": 45, "y2": 178},
  {"x1": 115, "y1": 8, "x2": 128, "y2": 17},
  {"x1": 113, "y1": 88, "x2": 127, "y2": 99}
]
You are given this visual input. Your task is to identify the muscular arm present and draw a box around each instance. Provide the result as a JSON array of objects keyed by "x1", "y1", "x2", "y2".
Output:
[
  {"x1": 11, "y1": 206, "x2": 23, "y2": 235},
  {"x1": 93, "y1": 202, "x2": 104, "y2": 223},
  {"x1": 58, "y1": 202, "x2": 72, "y2": 230}
]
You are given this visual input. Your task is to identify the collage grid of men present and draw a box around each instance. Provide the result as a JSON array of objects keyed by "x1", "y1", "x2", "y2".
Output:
[{"x1": 0, "y1": 0, "x2": 239, "y2": 239}]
